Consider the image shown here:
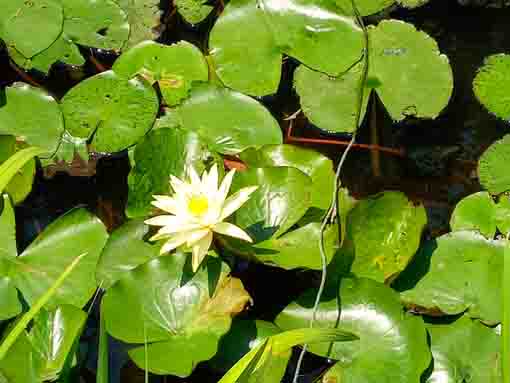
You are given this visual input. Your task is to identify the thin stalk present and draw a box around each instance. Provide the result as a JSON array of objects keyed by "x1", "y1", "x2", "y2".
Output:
[
  {"x1": 96, "y1": 298, "x2": 109, "y2": 383},
  {"x1": 503, "y1": 237, "x2": 510, "y2": 383}
]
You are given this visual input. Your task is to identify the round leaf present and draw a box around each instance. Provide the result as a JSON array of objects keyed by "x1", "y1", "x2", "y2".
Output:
[
  {"x1": 209, "y1": 0, "x2": 282, "y2": 96},
  {"x1": 176, "y1": 0, "x2": 214, "y2": 24},
  {"x1": 495, "y1": 194, "x2": 510, "y2": 235},
  {"x1": 176, "y1": 84, "x2": 282, "y2": 154},
  {"x1": 344, "y1": 191, "x2": 427, "y2": 282},
  {"x1": 450, "y1": 191, "x2": 497, "y2": 238},
  {"x1": 61, "y1": 70, "x2": 159, "y2": 153},
  {"x1": 113, "y1": 41, "x2": 209, "y2": 106},
  {"x1": 230, "y1": 166, "x2": 312, "y2": 241},
  {"x1": 0, "y1": 0, "x2": 63, "y2": 58},
  {"x1": 369, "y1": 20, "x2": 453, "y2": 121},
  {"x1": 240, "y1": 144, "x2": 335, "y2": 210},
  {"x1": 395, "y1": 231, "x2": 504, "y2": 324},
  {"x1": 116, "y1": 0, "x2": 161, "y2": 49},
  {"x1": 0, "y1": 83, "x2": 64, "y2": 156},
  {"x1": 276, "y1": 277, "x2": 431, "y2": 382},
  {"x1": 27, "y1": 33, "x2": 85, "y2": 73},
  {"x1": 473, "y1": 54, "x2": 510, "y2": 120},
  {"x1": 478, "y1": 134, "x2": 510, "y2": 195}
]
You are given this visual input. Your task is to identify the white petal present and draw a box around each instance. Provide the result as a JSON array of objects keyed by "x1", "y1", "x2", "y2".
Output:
[
  {"x1": 191, "y1": 232, "x2": 213, "y2": 272},
  {"x1": 216, "y1": 169, "x2": 236, "y2": 204},
  {"x1": 159, "y1": 233, "x2": 189, "y2": 254},
  {"x1": 144, "y1": 215, "x2": 179, "y2": 227},
  {"x1": 188, "y1": 166, "x2": 201, "y2": 187},
  {"x1": 205, "y1": 164, "x2": 219, "y2": 192},
  {"x1": 150, "y1": 197, "x2": 178, "y2": 214},
  {"x1": 220, "y1": 186, "x2": 258, "y2": 220},
  {"x1": 154, "y1": 221, "x2": 203, "y2": 237},
  {"x1": 184, "y1": 228, "x2": 210, "y2": 246},
  {"x1": 213, "y1": 222, "x2": 253, "y2": 242},
  {"x1": 170, "y1": 175, "x2": 191, "y2": 195}
]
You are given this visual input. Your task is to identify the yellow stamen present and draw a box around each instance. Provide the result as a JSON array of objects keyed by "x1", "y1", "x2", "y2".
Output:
[{"x1": 188, "y1": 194, "x2": 209, "y2": 216}]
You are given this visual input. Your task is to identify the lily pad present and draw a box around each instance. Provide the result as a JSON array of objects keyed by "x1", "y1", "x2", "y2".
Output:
[
  {"x1": 96, "y1": 219, "x2": 159, "y2": 289},
  {"x1": 209, "y1": 0, "x2": 282, "y2": 96},
  {"x1": 450, "y1": 191, "x2": 497, "y2": 238},
  {"x1": 473, "y1": 54, "x2": 510, "y2": 120},
  {"x1": 0, "y1": 0, "x2": 63, "y2": 58},
  {"x1": 176, "y1": 84, "x2": 282, "y2": 154},
  {"x1": 102, "y1": 251, "x2": 251, "y2": 376},
  {"x1": 113, "y1": 41, "x2": 209, "y2": 106},
  {"x1": 176, "y1": 0, "x2": 214, "y2": 24},
  {"x1": 240, "y1": 144, "x2": 335, "y2": 210},
  {"x1": 478, "y1": 134, "x2": 510, "y2": 195},
  {"x1": 125, "y1": 115, "x2": 214, "y2": 218},
  {"x1": 0, "y1": 83, "x2": 64, "y2": 156},
  {"x1": 276, "y1": 277, "x2": 431, "y2": 382},
  {"x1": 495, "y1": 194, "x2": 510, "y2": 235},
  {"x1": 259, "y1": 0, "x2": 364, "y2": 76},
  {"x1": 230, "y1": 166, "x2": 312, "y2": 241},
  {"x1": 61, "y1": 70, "x2": 159, "y2": 153},
  {"x1": 62, "y1": 0, "x2": 129, "y2": 51},
  {"x1": 425, "y1": 316, "x2": 501, "y2": 383},
  {"x1": 343, "y1": 191, "x2": 427, "y2": 282},
  {"x1": 334, "y1": 0, "x2": 395, "y2": 16},
  {"x1": 0, "y1": 136, "x2": 36, "y2": 205},
  {"x1": 117, "y1": 0, "x2": 162, "y2": 49},
  {"x1": 394, "y1": 230, "x2": 504, "y2": 324}
]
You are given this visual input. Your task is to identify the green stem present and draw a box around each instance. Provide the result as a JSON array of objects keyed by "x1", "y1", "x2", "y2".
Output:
[
  {"x1": 503, "y1": 238, "x2": 510, "y2": 383},
  {"x1": 0, "y1": 252, "x2": 88, "y2": 361},
  {"x1": 96, "y1": 299, "x2": 109, "y2": 383}
]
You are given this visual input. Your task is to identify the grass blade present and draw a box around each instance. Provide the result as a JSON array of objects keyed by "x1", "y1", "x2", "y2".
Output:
[{"x1": 0, "y1": 146, "x2": 44, "y2": 194}]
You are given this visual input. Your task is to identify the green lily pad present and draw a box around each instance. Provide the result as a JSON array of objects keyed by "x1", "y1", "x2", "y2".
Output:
[
  {"x1": 478, "y1": 134, "x2": 510, "y2": 195},
  {"x1": 211, "y1": 319, "x2": 291, "y2": 382},
  {"x1": 29, "y1": 305, "x2": 87, "y2": 381},
  {"x1": 495, "y1": 194, "x2": 510, "y2": 235},
  {"x1": 276, "y1": 277, "x2": 431, "y2": 382},
  {"x1": 450, "y1": 191, "x2": 497, "y2": 238},
  {"x1": 96, "y1": 219, "x2": 159, "y2": 289},
  {"x1": 394, "y1": 231, "x2": 504, "y2": 324},
  {"x1": 117, "y1": 0, "x2": 161, "y2": 49},
  {"x1": 425, "y1": 316, "x2": 501, "y2": 383},
  {"x1": 334, "y1": 0, "x2": 394, "y2": 16},
  {"x1": 230, "y1": 166, "x2": 312, "y2": 241},
  {"x1": 176, "y1": 84, "x2": 282, "y2": 154},
  {"x1": 61, "y1": 70, "x2": 159, "y2": 153},
  {"x1": 368, "y1": 20, "x2": 453, "y2": 121},
  {"x1": 113, "y1": 41, "x2": 209, "y2": 106},
  {"x1": 11, "y1": 208, "x2": 108, "y2": 310},
  {"x1": 176, "y1": 0, "x2": 214, "y2": 24},
  {"x1": 0, "y1": 136, "x2": 36, "y2": 205},
  {"x1": 102, "y1": 251, "x2": 251, "y2": 376},
  {"x1": 473, "y1": 54, "x2": 510, "y2": 120},
  {"x1": 62, "y1": 0, "x2": 129, "y2": 51},
  {"x1": 0, "y1": 0, "x2": 63, "y2": 58},
  {"x1": 0, "y1": 83, "x2": 64, "y2": 156},
  {"x1": 295, "y1": 61, "x2": 370, "y2": 133},
  {"x1": 209, "y1": 0, "x2": 282, "y2": 96},
  {"x1": 259, "y1": 0, "x2": 364, "y2": 76},
  {"x1": 125, "y1": 115, "x2": 214, "y2": 218},
  {"x1": 240, "y1": 144, "x2": 335, "y2": 210},
  {"x1": 343, "y1": 191, "x2": 427, "y2": 282},
  {"x1": 27, "y1": 33, "x2": 85, "y2": 73}
]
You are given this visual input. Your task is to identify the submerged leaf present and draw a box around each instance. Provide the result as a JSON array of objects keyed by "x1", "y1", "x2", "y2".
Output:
[{"x1": 116, "y1": 0, "x2": 162, "y2": 49}]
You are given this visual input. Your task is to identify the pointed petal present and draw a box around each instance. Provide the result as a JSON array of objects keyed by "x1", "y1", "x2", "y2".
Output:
[
  {"x1": 159, "y1": 233, "x2": 189, "y2": 254},
  {"x1": 205, "y1": 164, "x2": 219, "y2": 191},
  {"x1": 191, "y1": 232, "x2": 213, "y2": 272},
  {"x1": 184, "y1": 228, "x2": 210, "y2": 246},
  {"x1": 153, "y1": 221, "x2": 203, "y2": 237},
  {"x1": 220, "y1": 186, "x2": 258, "y2": 220},
  {"x1": 213, "y1": 222, "x2": 253, "y2": 242},
  {"x1": 170, "y1": 175, "x2": 191, "y2": 195},
  {"x1": 188, "y1": 166, "x2": 201, "y2": 187},
  {"x1": 217, "y1": 169, "x2": 236, "y2": 204},
  {"x1": 151, "y1": 197, "x2": 178, "y2": 214},
  {"x1": 144, "y1": 215, "x2": 179, "y2": 227}
]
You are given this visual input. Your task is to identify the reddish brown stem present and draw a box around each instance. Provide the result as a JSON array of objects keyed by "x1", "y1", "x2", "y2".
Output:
[
  {"x1": 9, "y1": 60, "x2": 41, "y2": 88},
  {"x1": 89, "y1": 52, "x2": 108, "y2": 72}
]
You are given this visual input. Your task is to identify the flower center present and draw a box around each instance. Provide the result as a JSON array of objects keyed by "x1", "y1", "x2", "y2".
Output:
[{"x1": 188, "y1": 194, "x2": 209, "y2": 216}]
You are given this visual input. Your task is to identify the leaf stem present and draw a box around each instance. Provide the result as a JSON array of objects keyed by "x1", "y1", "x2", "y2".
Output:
[{"x1": 503, "y1": 237, "x2": 510, "y2": 383}]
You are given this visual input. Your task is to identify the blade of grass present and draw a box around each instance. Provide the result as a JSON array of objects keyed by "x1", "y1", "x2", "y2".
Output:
[
  {"x1": 0, "y1": 146, "x2": 44, "y2": 194},
  {"x1": 0, "y1": 252, "x2": 88, "y2": 360}
]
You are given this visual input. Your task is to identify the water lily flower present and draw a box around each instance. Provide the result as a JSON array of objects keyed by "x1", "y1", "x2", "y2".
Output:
[{"x1": 145, "y1": 164, "x2": 258, "y2": 271}]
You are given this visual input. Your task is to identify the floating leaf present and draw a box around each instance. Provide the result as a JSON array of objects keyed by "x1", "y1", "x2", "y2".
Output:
[
  {"x1": 259, "y1": 0, "x2": 364, "y2": 76},
  {"x1": 334, "y1": 0, "x2": 394, "y2": 16},
  {"x1": 240, "y1": 144, "x2": 335, "y2": 210},
  {"x1": 61, "y1": 70, "x2": 159, "y2": 153},
  {"x1": 343, "y1": 191, "x2": 427, "y2": 282},
  {"x1": 495, "y1": 195, "x2": 510, "y2": 235},
  {"x1": 26, "y1": 33, "x2": 85, "y2": 73},
  {"x1": 116, "y1": 0, "x2": 162, "y2": 49},
  {"x1": 125, "y1": 116, "x2": 214, "y2": 218},
  {"x1": 425, "y1": 316, "x2": 501, "y2": 383},
  {"x1": 478, "y1": 134, "x2": 510, "y2": 195},
  {"x1": 276, "y1": 277, "x2": 431, "y2": 382},
  {"x1": 209, "y1": 0, "x2": 282, "y2": 96},
  {"x1": 395, "y1": 231, "x2": 504, "y2": 324},
  {"x1": 176, "y1": 0, "x2": 214, "y2": 24},
  {"x1": 450, "y1": 191, "x2": 497, "y2": 238},
  {"x1": 62, "y1": 0, "x2": 129, "y2": 50},
  {"x1": 176, "y1": 84, "x2": 282, "y2": 154},
  {"x1": 473, "y1": 54, "x2": 510, "y2": 120},
  {"x1": 0, "y1": 83, "x2": 64, "y2": 156},
  {"x1": 230, "y1": 166, "x2": 312, "y2": 241},
  {"x1": 0, "y1": 0, "x2": 63, "y2": 58},
  {"x1": 103, "y1": 252, "x2": 251, "y2": 376},
  {"x1": 96, "y1": 219, "x2": 159, "y2": 289},
  {"x1": 0, "y1": 136, "x2": 36, "y2": 205},
  {"x1": 113, "y1": 41, "x2": 209, "y2": 106}
]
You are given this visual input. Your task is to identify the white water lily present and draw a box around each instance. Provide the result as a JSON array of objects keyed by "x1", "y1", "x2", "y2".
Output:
[{"x1": 145, "y1": 164, "x2": 258, "y2": 271}]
